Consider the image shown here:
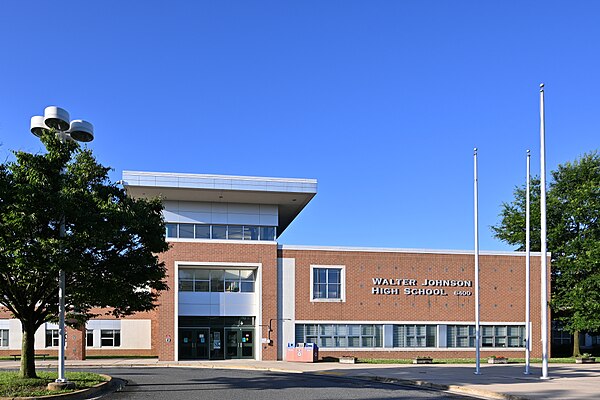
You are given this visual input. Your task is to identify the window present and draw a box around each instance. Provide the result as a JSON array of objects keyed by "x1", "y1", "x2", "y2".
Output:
[
  {"x1": 195, "y1": 224, "x2": 210, "y2": 239},
  {"x1": 100, "y1": 330, "x2": 121, "y2": 347},
  {"x1": 295, "y1": 324, "x2": 383, "y2": 348},
  {"x1": 179, "y1": 268, "x2": 256, "y2": 293},
  {"x1": 311, "y1": 266, "x2": 344, "y2": 301},
  {"x1": 212, "y1": 225, "x2": 227, "y2": 239},
  {"x1": 447, "y1": 325, "x2": 476, "y2": 348},
  {"x1": 179, "y1": 224, "x2": 194, "y2": 238},
  {"x1": 46, "y1": 329, "x2": 59, "y2": 347},
  {"x1": 393, "y1": 325, "x2": 437, "y2": 347},
  {"x1": 86, "y1": 330, "x2": 94, "y2": 347},
  {"x1": 0, "y1": 329, "x2": 8, "y2": 347},
  {"x1": 164, "y1": 223, "x2": 276, "y2": 241},
  {"x1": 482, "y1": 325, "x2": 524, "y2": 348},
  {"x1": 259, "y1": 226, "x2": 275, "y2": 240},
  {"x1": 166, "y1": 223, "x2": 177, "y2": 238}
]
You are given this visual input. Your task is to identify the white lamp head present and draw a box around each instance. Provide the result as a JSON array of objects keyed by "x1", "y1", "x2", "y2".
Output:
[
  {"x1": 43, "y1": 106, "x2": 70, "y2": 131},
  {"x1": 30, "y1": 115, "x2": 49, "y2": 137},
  {"x1": 69, "y1": 120, "x2": 94, "y2": 142}
]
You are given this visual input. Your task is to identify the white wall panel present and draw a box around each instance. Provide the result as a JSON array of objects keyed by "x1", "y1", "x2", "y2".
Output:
[{"x1": 121, "y1": 320, "x2": 152, "y2": 349}]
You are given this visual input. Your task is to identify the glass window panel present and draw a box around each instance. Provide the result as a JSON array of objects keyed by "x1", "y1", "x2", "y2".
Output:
[
  {"x1": 114, "y1": 331, "x2": 121, "y2": 347},
  {"x1": 495, "y1": 326, "x2": 507, "y2": 336},
  {"x1": 225, "y1": 280, "x2": 239, "y2": 292},
  {"x1": 259, "y1": 226, "x2": 275, "y2": 240},
  {"x1": 362, "y1": 337, "x2": 374, "y2": 347},
  {"x1": 305, "y1": 336, "x2": 317, "y2": 344},
  {"x1": 482, "y1": 337, "x2": 494, "y2": 347},
  {"x1": 321, "y1": 337, "x2": 334, "y2": 348},
  {"x1": 86, "y1": 330, "x2": 93, "y2": 347},
  {"x1": 243, "y1": 226, "x2": 259, "y2": 240},
  {"x1": 348, "y1": 336, "x2": 360, "y2": 347},
  {"x1": 495, "y1": 337, "x2": 507, "y2": 347},
  {"x1": 179, "y1": 280, "x2": 193, "y2": 291},
  {"x1": 416, "y1": 325, "x2": 425, "y2": 336},
  {"x1": 508, "y1": 337, "x2": 521, "y2": 347},
  {"x1": 211, "y1": 270, "x2": 224, "y2": 292},
  {"x1": 482, "y1": 326, "x2": 494, "y2": 336},
  {"x1": 240, "y1": 270, "x2": 255, "y2": 280},
  {"x1": 348, "y1": 325, "x2": 361, "y2": 335},
  {"x1": 362, "y1": 325, "x2": 374, "y2": 335},
  {"x1": 241, "y1": 281, "x2": 255, "y2": 292},
  {"x1": 195, "y1": 269, "x2": 210, "y2": 280},
  {"x1": 328, "y1": 269, "x2": 340, "y2": 284},
  {"x1": 336, "y1": 337, "x2": 347, "y2": 347},
  {"x1": 337, "y1": 325, "x2": 347, "y2": 336},
  {"x1": 328, "y1": 284, "x2": 340, "y2": 298},
  {"x1": 295, "y1": 325, "x2": 304, "y2": 343},
  {"x1": 508, "y1": 326, "x2": 521, "y2": 336},
  {"x1": 166, "y1": 223, "x2": 177, "y2": 238},
  {"x1": 179, "y1": 269, "x2": 193, "y2": 279},
  {"x1": 305, "y1": 325, "x2": 317, "y2": 335},
  {"x1": 195, "y1": 224, "x2": 210, "y2": 239},
  {"x1": 320, "y1": 325, "x2": 334, "y2": 335},
  {"x1": 194, "y1": 281, "x2": 209, "y2": 292},
  {"x1": 416, "y1": 337, "x2": 425, "y2": 347},
  {"x1": 224, "y1": 270, "x2": 240, "y2": 280},
  {"x1": 314, "y1": 283, "x2": 326, "y2": 298},
  {"x1": 212, "y1": 225, "x2": 227, "y2": 239},
  {"x1": 179, "y1": 224, "x2": 194, "y2": 238},
  {"x1": 228, "y1": 225, "x2": 243, "y2": 240}
]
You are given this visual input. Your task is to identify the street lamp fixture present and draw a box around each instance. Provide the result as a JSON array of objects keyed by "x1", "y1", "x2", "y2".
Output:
[{"x1": 30, "y1": 106, "x2": 94, "y2": 390}]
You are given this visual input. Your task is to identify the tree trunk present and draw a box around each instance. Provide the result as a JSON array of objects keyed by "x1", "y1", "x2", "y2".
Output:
[
  {"x1": 20, "y1": 321, "x2": 37, "y2": 379},
  {"x1": 572, "y1": 330, "x2": 581, "y2": 357}
]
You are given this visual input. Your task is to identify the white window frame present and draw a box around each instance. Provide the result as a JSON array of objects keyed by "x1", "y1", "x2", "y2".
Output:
[{"x1": 310, "y1": 265, "x2": 346, "y2": 302}]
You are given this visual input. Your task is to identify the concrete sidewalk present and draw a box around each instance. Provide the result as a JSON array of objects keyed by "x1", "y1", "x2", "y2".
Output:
[{"x1": 1, "y1": 358, "x2": 598, "y2": 400}]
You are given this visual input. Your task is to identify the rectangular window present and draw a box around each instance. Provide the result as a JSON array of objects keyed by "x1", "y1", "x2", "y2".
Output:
[
  {"x1": 393, "y1": 325, "x2": 436, "y2": 347},
  {"x1": 212, "y1": 225, "x2": 227, "y2": 239},
  {"x1": 179, "y1": 268, "x2": 256, "y2": 293},
  {"x1": 240, "y1": 270, "x2": 256, "y2": 292},
  {"x1": 178, "y1": 224, "x2": 194, "y2": 238},
  {"x1": 259, "y1": 226, "x2": 275, "y2": 241},
  {"x1": 194, "y1": 224, "x2": 210, "y2": 239},
  {"x1": 295, "y1": 324, "x2": 383, "y2": 348},
  {"x1": 447, "y1": 325, "x2": 476, "y2": 348},
  {"x1": 46, "y1": 329, "x2": 59, "y2": 347},
  {"x1": 86, "y1": 330, "x2": 94, "y2": 347},
  {"x1": 166, "y1": 223, "x2": 178, "y2": 238},
  {"x1": 312, "y1": 267, "x2": 343, "y2": 300},
  {"x1": 224, "y1": 269, "x2": 240, "y2": 292},
  {"x1": 227, "y1": 225, "x2": 243, "y2": 240},
  {"x1": 243, "y1": 226, "x2": 259, "y2": 240},
  {"x1": 100, "y1": 330, "x2": 121, "y2": 347},
  {"x1": 0, "y1": 329, "x2": 8, "y2": 347},
  {"x1": 194, "y1": 269, "x2": 210, "y2": 292}
]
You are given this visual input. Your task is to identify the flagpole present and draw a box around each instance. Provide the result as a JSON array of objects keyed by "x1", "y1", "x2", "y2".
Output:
[
  {"x1": 539, "y1": 83, "x2": 550, "y2": 379},
  {"x1": 525, "y1": 149, "x2": 532, "y2": 375},
  {"x1": 474, "y1": 147, "x2": 481, "y2": 375}
]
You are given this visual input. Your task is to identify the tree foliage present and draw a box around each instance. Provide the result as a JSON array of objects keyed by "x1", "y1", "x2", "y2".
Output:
[
  {"x1": 0, "y1": 133, "x2": 169, "y2": 378},
  {"x1": 491, "y1": 152, "x2": 600, "y2": 356}
]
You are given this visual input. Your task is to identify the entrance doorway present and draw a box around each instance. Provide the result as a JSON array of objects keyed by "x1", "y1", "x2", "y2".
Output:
[
  {"x1": 225, "y1": 328, "x2": 254, "y2": 359},
  {"x1": 178, "y1": 316, "x2": 255, "y2": 360},
  {"x1": 179, "y1": 328, "x2": 210, "y2": 360}
]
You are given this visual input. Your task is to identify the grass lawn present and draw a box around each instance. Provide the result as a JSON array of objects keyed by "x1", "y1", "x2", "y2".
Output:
[{"x1": 0, "y1": 371, "x2": 107, "y2": 397}]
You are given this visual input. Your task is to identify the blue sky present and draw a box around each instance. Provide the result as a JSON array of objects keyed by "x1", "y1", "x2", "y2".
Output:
[{"x1": 1, "y1": 1, "x2": 598, "y2": 251}]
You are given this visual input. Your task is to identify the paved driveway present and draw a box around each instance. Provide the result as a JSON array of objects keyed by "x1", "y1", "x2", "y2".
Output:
[{"x1": 95, "y1": 367, "x2": 471, "y2": 400}]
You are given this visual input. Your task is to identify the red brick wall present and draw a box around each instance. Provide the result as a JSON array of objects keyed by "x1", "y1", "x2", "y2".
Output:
[
  {"x1": 280, "y1": 248, "x2": 550, "y2": 359},
  {"x1": 156, "y1": 241, "x2": 278, "y2": 361}
]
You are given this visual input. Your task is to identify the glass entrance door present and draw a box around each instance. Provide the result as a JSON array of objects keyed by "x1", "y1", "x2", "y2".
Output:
[
  {"x1": 224, "y1": 328, "x2": 254, "y2": 359},
  {"x1": 179, "y1": 328, "x2": 210, "y2": 360}
]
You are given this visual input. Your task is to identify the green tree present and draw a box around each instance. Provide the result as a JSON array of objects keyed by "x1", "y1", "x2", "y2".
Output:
[
  {"x1": 491, "y1": 152, "x2": 600, "y2": 357},
  {"x1": 0, "y1": 133, "x2": 169, "y2": 378}
]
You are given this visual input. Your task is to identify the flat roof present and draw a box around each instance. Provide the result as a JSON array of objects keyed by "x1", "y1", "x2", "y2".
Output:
[{"x1": 122, "y1": 171, "x2": 317, "y2": 235}]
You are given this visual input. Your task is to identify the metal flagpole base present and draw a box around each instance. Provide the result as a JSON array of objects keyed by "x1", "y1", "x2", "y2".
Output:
[
  {"x1": 474, "y1": 372, "x2": 482, "y2": 375},
  {"x1": 540, "y1": 376, "x2": 551, "y2": 380},
  {"x1": 523, "y1": 371, "x2": 532, "y2": 375}
]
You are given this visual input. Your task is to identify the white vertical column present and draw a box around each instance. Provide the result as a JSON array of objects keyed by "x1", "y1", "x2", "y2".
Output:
[
  {"x1": 474, "y1": 148, "x2": 481, "y2": 375},
  {"x1": 525, "y1": 150, "x2": 532, "y2": 375},
  {"x1": 539, "y1": 84, "x2": 550, "y2": 379}
]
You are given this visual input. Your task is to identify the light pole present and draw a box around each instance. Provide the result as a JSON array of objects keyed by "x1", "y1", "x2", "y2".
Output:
[{"x1": 30, "y1": 106, "x2": 94, "y2": 390}]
